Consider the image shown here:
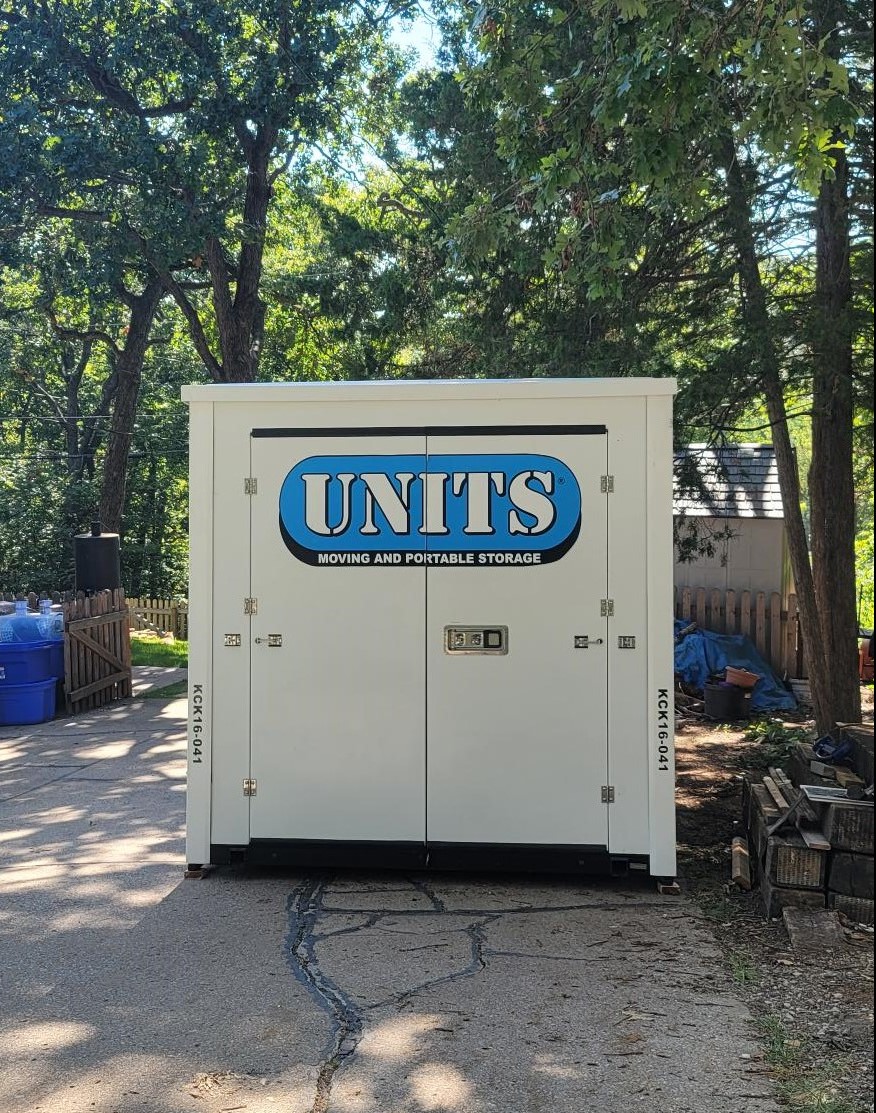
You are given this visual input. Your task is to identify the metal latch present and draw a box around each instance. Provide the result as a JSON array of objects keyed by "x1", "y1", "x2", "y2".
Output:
[
  {"x1": 574, "y1": 635, "x2": 604, "y2": 648},
  {"x1": 445, "y1": 626, "x2": 508, "y2": 654},
  {"x1": 618, "y1": 636, "x2": 636, "y2": 649},
  {"x1": 243, "y1": 778, "x2": 257, "y2": 797},
  {"x1": 255, "y1": 634, "x2": 283, "y2": 647},
  {"x1": 224, "y1": 633, "x2": 242, "y2": 647},
  {"x1": 601, "y1": 785, "x2": 615, "y2": 804}
]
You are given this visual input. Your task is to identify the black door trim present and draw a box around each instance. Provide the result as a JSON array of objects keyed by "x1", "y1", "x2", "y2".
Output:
[{"x1": 251, "y1": 424, "x2": 607, "y2": 438}]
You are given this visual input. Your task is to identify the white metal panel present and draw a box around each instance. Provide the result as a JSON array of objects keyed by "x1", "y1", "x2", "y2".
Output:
[
  {"x1": 248, "y1": 433, "x2": 426, "y2": 842},
  {"x1": 425, "y1": 432, "x2": 609, "y2": 847},
  {"x1": 185, "y1": 402, "x2": 213, "y2": 866},
  {"x1": 182, "y1": 379, "x2": 677, "y2": 405},
  {"x1": 186, "y1": 381, "x2": 678, "y2": 871},
  {"x1": 208, "y1": 405, "x2": 256, "y2": 846},
  {"x1": 606, "y1": 400, "x2": 651, "y2": 854},
  {"x1": 646, "y1": 395, "x2": 677, "y2": 876}
]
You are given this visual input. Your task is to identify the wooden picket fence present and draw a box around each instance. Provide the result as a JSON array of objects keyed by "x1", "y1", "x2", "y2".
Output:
[
  {"x1": 675, "y1": 586, "x2": 807, "y2": 679},
  {"x1": 62, "y1": 589, "x2": 132, "y2": 712},
  {"x1": 128, "y1": 596, "x2": 189, "y2": 640}
]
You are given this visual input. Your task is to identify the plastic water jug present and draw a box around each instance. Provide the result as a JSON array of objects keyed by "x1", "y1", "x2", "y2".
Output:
[
  {"x1": 0, "y1": 601, "x2": 55, "y2": 645},
  {"x1": 37, "y1": 599, "x2": 64, "y2": 641}
]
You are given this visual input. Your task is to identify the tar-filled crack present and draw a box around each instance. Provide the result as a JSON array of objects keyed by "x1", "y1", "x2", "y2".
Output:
[
  {"x1": 407, "y1": 874, "x2": 448, "y2": 912},
  {"x1": 284, "y1": 881, "x2": 665, "y2": 1112},
  {"x1": 284, "y1": 876, "x2": 365, "y2": 1113}
]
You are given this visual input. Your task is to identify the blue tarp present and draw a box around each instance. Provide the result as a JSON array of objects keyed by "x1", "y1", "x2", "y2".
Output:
[{"x1": 674, "y1": 621, "x2": 797, "y2": 711}]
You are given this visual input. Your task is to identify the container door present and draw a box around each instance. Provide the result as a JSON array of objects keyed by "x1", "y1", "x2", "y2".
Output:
[
  {"x1": 425, "y1": 431, "x2": 609, "y2": 847},
  {"x1": 248, "y1": 432, "x2": 427, "y2": 844}
]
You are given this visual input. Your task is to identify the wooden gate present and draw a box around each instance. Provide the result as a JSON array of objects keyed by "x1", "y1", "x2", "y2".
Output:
[{"x1": 63, "y1": 589, "x2": 132, "y2": 712}]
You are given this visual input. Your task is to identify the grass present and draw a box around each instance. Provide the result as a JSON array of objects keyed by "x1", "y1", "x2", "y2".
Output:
[
  {"x1": 141, "y1": 679, "x2": 188, "y2": 700},
  {"x1": 757, "y1": 1016, "x2": 860, "y2": 1113},
  {"x1": 130, "y1": 635, "x2": 189, "y2": 667},
  {"x1": 728, "y1": 950, "x2": 759, "y2": 986}
]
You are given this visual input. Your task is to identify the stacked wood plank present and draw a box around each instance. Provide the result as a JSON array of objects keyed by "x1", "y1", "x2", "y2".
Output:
[
  {"x1": 744, "y1": 728, "x2": 875, "y2": 924},
  {"x1": 744, "y1": 772, "x2": 829, "y2": 918}
]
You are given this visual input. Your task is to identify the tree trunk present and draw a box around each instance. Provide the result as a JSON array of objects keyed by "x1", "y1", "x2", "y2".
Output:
[
  {"x1": 98, "y1": 281, "x2": 162, "y2": 534},
  {"x1": 204, "y1": 128, "x2": 274, "y2": 382},
  {"x1": 808, "y1": 2, "x2": 861, "y2": 726},
  {"x1": 720, "y1": 137, "x2": 835, "y2": 733}
]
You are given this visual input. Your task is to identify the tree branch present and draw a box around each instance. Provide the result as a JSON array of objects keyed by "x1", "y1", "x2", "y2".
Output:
[
  {"x1": 142, "y1": 247, "x2": 223, "y2": 380},
  {"x1": 46, "y1": 306, "x2": 121, "y2": 357}
]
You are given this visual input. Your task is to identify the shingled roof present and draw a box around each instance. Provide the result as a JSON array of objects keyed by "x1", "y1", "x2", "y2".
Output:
[{"x1": 674, "y1": 444, "x2": 785, "y2": 519}]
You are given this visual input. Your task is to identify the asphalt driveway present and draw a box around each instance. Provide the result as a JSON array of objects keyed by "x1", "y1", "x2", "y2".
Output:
[{"x1": 0, "y1": 693, "x2": 780, "y2": 1113}]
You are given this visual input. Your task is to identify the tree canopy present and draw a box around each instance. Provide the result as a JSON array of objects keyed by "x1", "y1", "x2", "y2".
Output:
[{"x1": 0, "y1": 0, "x2": 872, "y2": 727}]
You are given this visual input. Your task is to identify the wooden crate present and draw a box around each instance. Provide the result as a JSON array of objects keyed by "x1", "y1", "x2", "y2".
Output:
[
  {"x1": 764, "y1": 832, "x2": 826, "y2": 890},
  {"x1": 821, "y1": 802, "x2": 875, "y2": 855},
  {"x1": 828, "y1": 893, "x2": 875, "y2": 926},
  {"x1": 828, "y1": 852, "x2": 875, "y2": 900},
  {"x1": 754, "y1": 852, "x2": 825, "y2": 918},
  {"x1": 746, "y1": 782, "x2": 778, "y2": 860},
  {"x1": 837, "y1": 723, "x2": 875, "y2": 786}
]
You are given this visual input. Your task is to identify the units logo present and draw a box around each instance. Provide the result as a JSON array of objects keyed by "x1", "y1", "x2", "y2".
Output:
[{"x1": 278, "y1": 453, "x2": 581, "y2": 567}]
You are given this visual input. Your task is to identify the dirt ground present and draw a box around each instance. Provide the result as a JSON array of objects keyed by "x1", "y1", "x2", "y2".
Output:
[{"x1": 675, "y1": 683, "x2": 874, "y2": 1112}]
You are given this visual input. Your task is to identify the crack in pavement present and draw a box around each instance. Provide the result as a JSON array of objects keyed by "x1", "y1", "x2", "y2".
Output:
[
  {"x1": 283, "y1": 879, "x2": 689, "y2": 1113},
  {"x1": 372, "y1": 913, "x2": 499, "y2": 1012},
  {"x1": 283, "y1": 876, "x2": 504, "y2": 1111},
  {"x1": 284, "y1": 876, "x2": 365, "y2": 1113}
]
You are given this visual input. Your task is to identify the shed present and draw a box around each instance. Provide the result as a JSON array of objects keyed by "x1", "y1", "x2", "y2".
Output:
[{"x1": 673, "y1": 444, "x2": 792, "y2": 599}]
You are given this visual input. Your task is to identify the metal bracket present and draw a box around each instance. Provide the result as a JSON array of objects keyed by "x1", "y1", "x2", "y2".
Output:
[
  {"x1": 244, "y1": 598, "x2": 258, "y2": 615},
  {"x1": 244, "y1": 477, "x2": 258, "y2": 495},
  {"x1": 243, "y1": 778, "x2": 257, "y2": 797},
  {"x1": 600, "y1": 475, "x2": 615, "y2": 494},
  {"x1": 600, "y1": 599, "x2": 615, "y2": 617},
  {"x1": 601, "y1": 785, "x2": 615, "y2": 804}
]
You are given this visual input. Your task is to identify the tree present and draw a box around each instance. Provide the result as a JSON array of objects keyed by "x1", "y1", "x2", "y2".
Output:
[
  {"x1": 455, "y1": 0, "x2": 872, "y2": 731},
  {"x1": 0, "y1": 0, "x2": 410, "y2": 383},
  {"x1": 0, "y1": 226, "x2": 163, "y2": 536}
]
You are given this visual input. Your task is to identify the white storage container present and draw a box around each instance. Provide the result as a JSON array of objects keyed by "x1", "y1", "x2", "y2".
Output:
[{"x1": 182, "y1": 378, "x2": 677, "y2": 877}]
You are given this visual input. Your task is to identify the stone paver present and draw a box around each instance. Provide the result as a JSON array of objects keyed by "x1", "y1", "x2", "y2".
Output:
[{"x1": 0, "y1": 698, "x2": 779, "y2": 1113}]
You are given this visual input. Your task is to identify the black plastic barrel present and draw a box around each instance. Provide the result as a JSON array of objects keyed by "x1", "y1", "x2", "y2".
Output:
[
  {"x1": 74, "y1": 521, "x2": 121, "y2": 592},
  {"x1": 704, "y1": 682, "x2": 743, "y2": 721}
]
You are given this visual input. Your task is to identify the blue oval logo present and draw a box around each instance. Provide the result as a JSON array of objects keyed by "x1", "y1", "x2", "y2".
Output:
[{"x1": 279, "y1": 454, "x2": 581, "y2": 566}]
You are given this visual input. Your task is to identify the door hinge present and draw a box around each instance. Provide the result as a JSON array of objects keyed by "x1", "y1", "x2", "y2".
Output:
[
  {"x1": 601, "y1": 785, "x2": 615, "y2": 804},
  {"x1": 244, "y1": 597, "x2": 258, "y2": 615},
  {"x1": 244, "y1": 477, "x2": 258, "y2": 495},
  {"x1": 243, "y1": 778, "x2": 258, "y2": 797},
  {"x1": 600, "y1": 599, "x2": 615, "y2": 617},
  {"x1": 600, "y1": 475, "x2": 615, "y2": 494}
]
